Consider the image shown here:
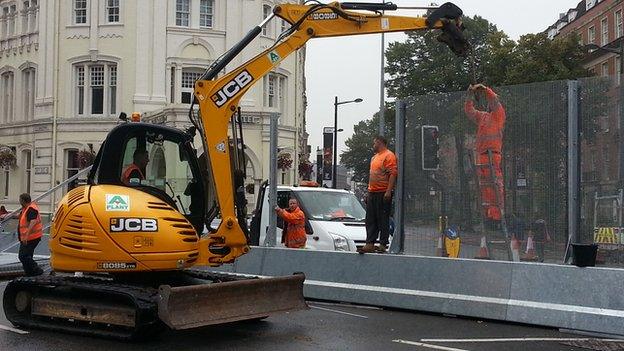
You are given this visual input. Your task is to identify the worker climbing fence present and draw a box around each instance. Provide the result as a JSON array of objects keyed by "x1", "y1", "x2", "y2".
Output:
[{"x1": 398, "y1": 78, "x2": 592, "y2": 265}]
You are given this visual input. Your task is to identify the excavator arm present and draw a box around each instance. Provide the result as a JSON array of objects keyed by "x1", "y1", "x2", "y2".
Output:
[{"x1": 195, "y1": 1, "x2": 468, "y2": 266}]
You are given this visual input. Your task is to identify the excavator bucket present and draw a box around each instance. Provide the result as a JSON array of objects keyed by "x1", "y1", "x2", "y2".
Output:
[{"x1": 157, "y1": 274, "x2": 308, "y2": 330}]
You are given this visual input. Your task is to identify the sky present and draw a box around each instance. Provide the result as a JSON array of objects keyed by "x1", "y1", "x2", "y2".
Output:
[{"x1": 304, "y1": 0, "x2": 579, "y2": 160}]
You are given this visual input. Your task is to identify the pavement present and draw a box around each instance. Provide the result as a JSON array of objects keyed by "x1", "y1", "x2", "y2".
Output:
[{"x1": 0, "y1": 279, "x2": 620, "y2": 351}]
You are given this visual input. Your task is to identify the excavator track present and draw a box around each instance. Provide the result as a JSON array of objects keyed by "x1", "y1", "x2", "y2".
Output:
[
  {"x1": 3, "y1": 274, "x2": 163, "y2": 340},
  {"x1": 2, "y1": 270, "x2": 307, "y2": 340}
]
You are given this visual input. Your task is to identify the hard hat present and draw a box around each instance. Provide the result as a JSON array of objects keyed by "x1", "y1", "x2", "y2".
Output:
[{"x1": 131, "y1": 112, "x2": 141, "y2": 122}]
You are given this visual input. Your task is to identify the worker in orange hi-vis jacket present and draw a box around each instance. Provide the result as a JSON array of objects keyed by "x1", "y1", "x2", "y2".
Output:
[{"x1": 464, "y1": 83, "x2": 506, "y2": 224}]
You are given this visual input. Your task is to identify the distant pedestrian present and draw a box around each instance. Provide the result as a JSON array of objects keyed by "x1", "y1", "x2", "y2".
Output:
[
  {"x1": 509, "y1": 214, "x2": 526, "y2": 241},
  {"x1": 275, "y1": 198, "x2": 307, "y2": 249},
  {"x1": 18, "y1": 193, "x2": 43, "y2": 276},
  {"x1": 358, "y1": 136, "x2": 397, "y2": 254},
  {"x1": 531, "y1": 218, "x2": 551, "y2": 263}
]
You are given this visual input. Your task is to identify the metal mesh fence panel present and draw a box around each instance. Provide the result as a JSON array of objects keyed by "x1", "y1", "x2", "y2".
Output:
[
  {"x1": 402, "y1": 80, "x2": 569, "y2": 263},
  {"x1": 578, "y1": 74, "x2": 624, "y2": 267}
]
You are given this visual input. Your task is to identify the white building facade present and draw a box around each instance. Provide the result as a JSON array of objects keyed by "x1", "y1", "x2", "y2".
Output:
[{"x1": 0, "y1": 0, "x2": 308, "y2": 211}]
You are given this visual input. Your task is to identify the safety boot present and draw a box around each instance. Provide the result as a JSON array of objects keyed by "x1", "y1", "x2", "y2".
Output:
[
  {"x1": 357, "y1": 243, "x2": 376, "y2": 254},
  {"x1": 375, "y1": 244, "x2": 388, "y2": 253}
]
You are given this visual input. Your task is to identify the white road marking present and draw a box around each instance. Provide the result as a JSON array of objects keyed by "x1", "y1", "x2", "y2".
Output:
[
  {"x1": 0, "y1": 323, "x2": 29, "y2": 335},
  {"x1": 392, "y1": 339, "x2": 469, "y2": 351},
  {"x1": 309, "y1": 305, "x2": 368, "y2": 319},
  {"x1": 309, "y1": 301, "x2": 382, "y2": 310},
  {"x1": 420, "y1": 337, "x2": 624, "y2": 343}
]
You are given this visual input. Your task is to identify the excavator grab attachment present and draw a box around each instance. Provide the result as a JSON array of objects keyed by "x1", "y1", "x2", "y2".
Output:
[
  {"x1": 426, "y1": 2, "x2": 470, "y2": 57},
  {"x1": 158, "y1": 274, "x2": 307, "y2": 330}
]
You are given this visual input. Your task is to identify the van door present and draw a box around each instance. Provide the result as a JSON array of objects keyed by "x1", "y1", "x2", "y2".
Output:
[
  {"x1": 249, "y1": 181, "x2": 268, "y2": 245},
  {"x1": 275, "y1": 190, "x2": 293, "y2": 245}
]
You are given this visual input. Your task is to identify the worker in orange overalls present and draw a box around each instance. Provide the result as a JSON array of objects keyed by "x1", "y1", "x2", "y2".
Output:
[
  {"x1": 464, "y1": 83, "x2": 506, "y2": 225},
  {"x1": 122, "y1": 149, "x2": 149, "y2": 185},
  {"x1": 358, "y1": 135, "x2": 398, "y2": 254},
  {"x1": 18, "y1": 193, "x2": 43, "y2": 276},
  {"x1": 275, "y1": 198, "x2": 307, "y2": 248}
]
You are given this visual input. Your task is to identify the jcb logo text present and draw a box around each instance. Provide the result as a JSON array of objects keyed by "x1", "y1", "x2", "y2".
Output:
[{"x1": 211, "y1": 70, "x2": 253, "y2": 107}]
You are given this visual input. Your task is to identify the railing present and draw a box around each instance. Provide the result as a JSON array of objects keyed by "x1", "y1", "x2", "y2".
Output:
[{"x1": 0, "y1": 165, "x2": 92, "y2": 252}]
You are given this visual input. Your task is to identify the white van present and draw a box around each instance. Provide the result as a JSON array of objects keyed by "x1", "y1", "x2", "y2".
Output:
[{"x1": 249, "y1": 183, "x2": 368, "y2": 251}]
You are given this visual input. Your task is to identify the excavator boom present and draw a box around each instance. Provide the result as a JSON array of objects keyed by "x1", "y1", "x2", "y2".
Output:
[{"x1": 195, "y1": 1, "x2": 468, "y2": 266}]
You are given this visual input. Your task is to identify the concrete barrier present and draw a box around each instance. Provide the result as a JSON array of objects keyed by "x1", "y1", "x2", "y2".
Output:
[{"x1": 216, "y1": 247, "x2": 624, "y2": 337}]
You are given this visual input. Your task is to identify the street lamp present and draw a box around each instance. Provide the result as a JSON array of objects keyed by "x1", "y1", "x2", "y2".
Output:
[
  {"x1": 585, "y1": 43, "x2": 624, "y2": 74},
  {"x1": 333, "y1": 96, "x2": 363, "y2": 189}
]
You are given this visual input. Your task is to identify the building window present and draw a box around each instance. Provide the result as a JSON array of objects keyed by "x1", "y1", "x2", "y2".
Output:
[
  {"x1": 66, "y1": 149, "x2": 80, "y2": 191},
  {"x1": 265, "y1": 73, "x2": 276, "y2": 107},
  {"x1": 90, "y1": 65, "x2": 105, "y2": 114},
  {"x1": 170, "y1": 67, "x2": 175, "y2": 103},
  {"x1": 22, "y1": 150, "x2": 31, "y2": 194},
  {"x1": 74, "y1": 0, "x2": 88, "y2": 24},
  {"x1": 76, "y1": 66, "x2": 85, "y2": 115},
  {"x1": 262, "y1": 4, "x2": 272, "y2": 36},
  {"x1": 106, "y1": 0, "x2": 120, "y2": 23},
  {"x1": 75, "y1": 62, "x2": 118, "y2": 116},
  {"x1": 281, "y1": 19, "x2": 287, "y2": 33},
  {"x1": 8, "y1": 5, "x2": 16, "y2": 36},
  {"x1": 617, "y1": 10, "x2": 623, "y2": 38},
  {"x1": 22, "y1": 68, "x2": 35, "y2": 121},
  {"x1": 30, "y1": 0, "x2": 38, "y2": 32},
  {"x1": 1, "y1": 72, "x2": 14, "y2": 123},
  {"x1": 278, "y1": 75, "x2": 286, "y2": 112},
  {"x1": 176, "y1": 0, "x2": 190, "y2": 27},
  {"x1": 200, "y1": 0, "x2": 213, "y2": 28},
  {"x1": 2, "y1": 7, "x2": 8, "y2": 38},
  {"x1": 617, "y1": 57, "x2": 622, "y2": 85},
  {"x1": 109, "y1": 65, "x2": 117, "y2": 114},
  {"x1": 181, "y1": 68, "x2": 203, "y2": 104},
  {"x1": 264, "y1": 73, "x2": 287, "y2": 110},
  {"x1": 602, "y1": 62, "x2": 609, "y2": 77},
  {"x1": 601, "y1": 17, "x2": 609, "y2": 46},
  {"x1": 588, "y1": 25, "x2": 596, "y2": 44},
  {"x1": 22, "y1": 1, "x2": 29, "y2": 33}
]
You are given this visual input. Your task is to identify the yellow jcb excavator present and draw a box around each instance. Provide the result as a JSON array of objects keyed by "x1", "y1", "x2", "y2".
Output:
[{"x1": 2, "y1": 1, "x2": 468, "y2": 339}]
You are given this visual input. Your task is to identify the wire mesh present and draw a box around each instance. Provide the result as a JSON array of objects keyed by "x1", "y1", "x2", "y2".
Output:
[
  {"x1": 402, "y1": 80, "x2": 569, "y2": 263},
  {"x1": 578, "y1": 74, "x2": 624, "y2": 267}
]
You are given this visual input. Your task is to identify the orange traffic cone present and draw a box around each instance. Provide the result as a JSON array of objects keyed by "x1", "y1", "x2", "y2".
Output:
[
  {"x1": 510, "y1": 236, "x2": 520, "y2": 262},
  {"x1": 474, "y1": 235, "x2": 490, "y2": 259},
  {"x1": 435, "y1": 235, "x2": 448, "y2": 257},
  {"x1": 522, "y1": 234, "x2": 538, "y2": 261}
]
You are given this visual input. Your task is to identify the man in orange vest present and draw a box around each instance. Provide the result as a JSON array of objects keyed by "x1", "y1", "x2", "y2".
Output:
[
  {"x1": 358, "y1": 136, "x2": 397, "y2": 254},
  {"x1": 122, "y1": 149, "x2": 149, "y2": 185},
  {"x1": 464, "y1": 83, "x2": 506, "y2": 225},
  {"x1": 275, "y1": 198, "x2": 307, "y2": 248},
  {"x1": 18, "y1": 193, "x2": 43, "y2": 276}
]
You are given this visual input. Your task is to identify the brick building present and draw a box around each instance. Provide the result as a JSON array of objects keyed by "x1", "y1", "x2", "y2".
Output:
[{"x1": 547, "y1": 0, "x2": 624, "y2": 229}]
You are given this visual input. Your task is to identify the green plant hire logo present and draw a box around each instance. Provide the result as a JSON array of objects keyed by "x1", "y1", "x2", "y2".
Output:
[{"x1": 106, "y1": 194, "x2": 130, "y2": 211}]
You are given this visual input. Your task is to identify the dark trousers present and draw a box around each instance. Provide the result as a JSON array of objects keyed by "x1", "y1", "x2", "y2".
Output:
[
  {"x1": 19, "y1": 238, "x2": 42, "y2": 276},
  {"x1": 365, "y1": 192, "x2": 392, "y2": 246}
]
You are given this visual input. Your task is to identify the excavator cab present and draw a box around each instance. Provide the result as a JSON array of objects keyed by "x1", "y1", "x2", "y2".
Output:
[{"x1": 87, "y1": 122, "x2": 211, "y2": 234}]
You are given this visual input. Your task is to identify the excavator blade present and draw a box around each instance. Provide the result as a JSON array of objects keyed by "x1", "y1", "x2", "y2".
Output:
[{"x1": 157, "y1": 273, "x2": 308, "y2": 330}]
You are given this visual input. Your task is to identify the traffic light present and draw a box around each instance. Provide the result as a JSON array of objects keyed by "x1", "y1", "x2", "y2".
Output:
[{"x1": 422, "y1": 125, "x2": 440, "y2": 171}]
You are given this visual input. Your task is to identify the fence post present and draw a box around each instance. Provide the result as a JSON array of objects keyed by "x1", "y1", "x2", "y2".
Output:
[
  {"x1": 565, "y1": 80, "x2": 580, "y2": 263},
  {"x1": 390, "y1": 100, "x2": 406, "y2": 254},
  {"x1": 264, "y1": 112, "x2": 280, "y2": 247}
]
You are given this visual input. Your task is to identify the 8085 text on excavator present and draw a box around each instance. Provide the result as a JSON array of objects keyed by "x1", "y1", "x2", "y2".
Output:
[{"x1": 2, "y1": 1, "x2": 468, "y2": 340}]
